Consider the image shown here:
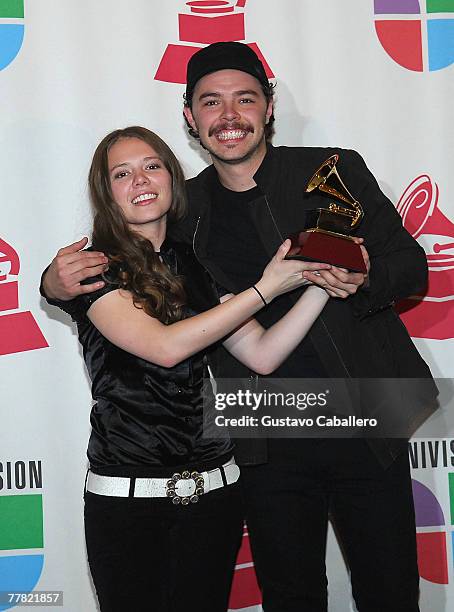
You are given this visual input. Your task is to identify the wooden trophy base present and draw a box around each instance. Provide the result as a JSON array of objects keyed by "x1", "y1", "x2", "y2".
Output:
[{"x1": 287, "y1": 230, "x2": 367, "y2": 273}]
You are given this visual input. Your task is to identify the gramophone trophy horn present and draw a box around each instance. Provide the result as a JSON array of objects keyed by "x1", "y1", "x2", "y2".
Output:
[{"x1": 287, "y1": 154, "x2": 367, "y2": 273}]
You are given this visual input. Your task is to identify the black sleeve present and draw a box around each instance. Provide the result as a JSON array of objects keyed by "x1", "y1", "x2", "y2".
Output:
[
  {"x1": 39, "y1": 264, "x2": 85, "y2": 319},
  {"x1": 215, "y1": 282, "x2": 231, "y2": 299},
  {"x1": 345, "y1": 150, "x2": 428, "y2": 318},
  {"x1": 40, "y1": 268, "x2": 120, "y2": 323}
]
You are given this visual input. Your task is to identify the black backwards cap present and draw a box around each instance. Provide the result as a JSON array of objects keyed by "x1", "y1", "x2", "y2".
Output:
[{"x1": 185, "y1": 41, "x2": 270, "y2": 103}]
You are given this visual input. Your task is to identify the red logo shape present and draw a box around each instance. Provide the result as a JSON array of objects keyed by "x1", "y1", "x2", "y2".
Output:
[
  {"x1": 375, "y1": 20, "x2": 423, "y2": 72},
  {"x1": 229, "y1": 524, "x2": 262, "y2": 610},
  {"x1": 154, "y1": 0, "x2": 274, "y2": 84},
  {"x1": 0, "y1": 238, "x2": 48, "y2": 356},
  {"x1": 395, "y1": 175, "x2": 454, "y2": 340},
  {"x1": 416, "y1": 532, "x2": 449, "y2": 584}
]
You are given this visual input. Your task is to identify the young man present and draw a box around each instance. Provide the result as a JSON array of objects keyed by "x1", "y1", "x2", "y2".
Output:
[{"x1": 43, "y1": 43, "x2": 433, "y2": 611}]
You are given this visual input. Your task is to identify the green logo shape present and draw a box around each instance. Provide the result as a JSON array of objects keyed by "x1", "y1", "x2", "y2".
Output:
[
  {"x1": 0, "y1": 1, "x2": 24, "y2": 18},
  {"x1": 449, "y1": 473, "x2": 454, "y2": 525},
  {"x1": 0, "y1": 495, "x2": 43, "y2": 551},
  {"x1": 427, "y1": 0, "x2": 454, "y2": 12}
]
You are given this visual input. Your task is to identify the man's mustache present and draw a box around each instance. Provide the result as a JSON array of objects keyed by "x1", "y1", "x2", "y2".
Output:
[{"x1": 208, "y1": 122, "x2": 254, "y2": 137}]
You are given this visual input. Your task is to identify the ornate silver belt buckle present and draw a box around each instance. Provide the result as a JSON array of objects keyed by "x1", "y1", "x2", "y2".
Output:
[{"x1": 166, "y1": 470, "x2": 205, "y2": 505}]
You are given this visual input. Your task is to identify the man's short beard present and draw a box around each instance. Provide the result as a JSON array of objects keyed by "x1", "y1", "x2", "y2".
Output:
[{"x1": 207, "y1": 138, "x2": 264, "y2": 165}]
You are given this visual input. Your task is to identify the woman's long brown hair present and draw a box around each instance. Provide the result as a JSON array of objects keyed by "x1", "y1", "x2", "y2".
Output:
[{"x1": 88, "y1": 126, "x2": 187, "y2": 324}]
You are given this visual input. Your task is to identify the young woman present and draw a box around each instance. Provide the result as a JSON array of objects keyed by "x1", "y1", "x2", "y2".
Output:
[{"x1": 49, "y1": 126, "x2": 331, "y2": 612}]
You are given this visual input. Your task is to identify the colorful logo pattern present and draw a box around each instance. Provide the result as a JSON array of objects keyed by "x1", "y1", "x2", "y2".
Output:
[
  {"x1": 0, "y1": 495, "x2": 44, "y2": 611},
  {"x1": 374, "y1": 0, "x2": 454, "y2": 71},
  {"x1": 0, "y1": 0, "x2": 24, "y2": 71},
  {"x1": 412, "y1": 474, "x2": 454, "y2": 585},
  {"x1": 154, "y1": 0, "x2": 273, "y2": 84},
  {"x1": 395, "y1": 176, "x2": 454, "y2": 340},
  {"x1": 0, "y1": 238, "x2": 48, "y2": 356}
]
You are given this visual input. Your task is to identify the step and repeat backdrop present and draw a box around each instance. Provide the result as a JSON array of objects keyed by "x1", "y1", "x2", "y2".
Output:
[{"x1": 1, "y1": 1, "x2": 453, "y2": 610}]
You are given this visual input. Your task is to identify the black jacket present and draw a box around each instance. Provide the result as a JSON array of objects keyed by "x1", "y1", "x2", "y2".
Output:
[{"x1": 173, "y1": 144, "x2": 437, "y2": 468}]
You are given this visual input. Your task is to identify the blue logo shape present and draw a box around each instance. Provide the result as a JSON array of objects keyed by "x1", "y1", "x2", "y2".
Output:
[
  {"x1": 428, "y1": 19, "x2": 454, "y2": 70},
  {"x1": 0, "y1": 24, "x2": 24, "y2": 70},
  {"x1": 0, "y1": 556, "x2": 44, "y2": 611},
  {"x1": 0, "y1": 0, "x2": 25, "y2": 71}
]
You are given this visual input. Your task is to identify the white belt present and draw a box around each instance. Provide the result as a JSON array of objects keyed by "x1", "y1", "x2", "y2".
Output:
[{"x1": 85, "y1": 457, "x2": 240, "y2": 506}]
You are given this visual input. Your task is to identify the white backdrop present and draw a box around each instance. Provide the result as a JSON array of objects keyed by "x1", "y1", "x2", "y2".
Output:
[{"x1": 1, "y1": 1, "x2": 453, "y2": 610}]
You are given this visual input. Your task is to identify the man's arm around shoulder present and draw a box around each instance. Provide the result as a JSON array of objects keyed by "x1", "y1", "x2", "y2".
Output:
[{"x1": 41, "y1": 237, "x2": 107, "y2": 302}]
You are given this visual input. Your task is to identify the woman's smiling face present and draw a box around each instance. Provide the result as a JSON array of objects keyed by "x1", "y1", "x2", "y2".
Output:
[{"x1": 108, "y1": 137, "x2": 173, "y2": 235}]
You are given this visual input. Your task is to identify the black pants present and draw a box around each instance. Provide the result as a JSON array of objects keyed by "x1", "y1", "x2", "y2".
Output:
[
  {"x1": 84, "y1": 483, "x2": 243, "y2": 612},
  {"x1": 241, "y1": 439, "x2": 419, "y2": 612}
]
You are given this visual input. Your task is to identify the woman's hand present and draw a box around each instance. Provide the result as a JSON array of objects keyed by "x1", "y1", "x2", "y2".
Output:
[{"x1": 254, "y1": 239, "x2": 331, "y2": 303}]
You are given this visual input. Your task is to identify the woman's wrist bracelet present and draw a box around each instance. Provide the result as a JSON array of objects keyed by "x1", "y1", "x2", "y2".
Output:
[{"x1": 252, "y1": 285, "x2": 267, "y2": 306}]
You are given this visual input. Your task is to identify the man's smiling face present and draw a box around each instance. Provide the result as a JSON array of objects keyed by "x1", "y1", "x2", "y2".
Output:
[{"x1": 184, "y1": 69, "x2": 273, "y2": 166}]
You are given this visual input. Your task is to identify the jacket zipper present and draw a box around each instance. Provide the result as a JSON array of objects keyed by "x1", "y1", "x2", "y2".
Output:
[
  {"x1": 319, "y1": 314, "x2": 351, "y2": 378},
  {"x1": 263, "y1": 195, "x2": 286, "y2": 244},
  {"x1": 192, "y1": 216, "x2": 201, "y2": 259}
]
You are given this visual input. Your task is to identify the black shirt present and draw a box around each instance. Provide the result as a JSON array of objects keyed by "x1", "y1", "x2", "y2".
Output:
[
  {"x1": 207, "y1": 176, "x2": 326, "y2": 378},
  {"x1": 53, "y1": 239, "x2": 233, "y2": 477}
]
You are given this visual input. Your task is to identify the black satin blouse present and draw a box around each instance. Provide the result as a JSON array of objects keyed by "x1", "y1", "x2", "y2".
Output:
[{"x1": 54, "y1": 238, "x2": 233, "y2": 477}]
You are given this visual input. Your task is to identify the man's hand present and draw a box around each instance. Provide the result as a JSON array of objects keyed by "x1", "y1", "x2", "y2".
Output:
[
  {"x1": 42, "y1": 237, "x2": 108, "y2": 301},
  {"x1": 302, "y1": 243, "x2": 370, "y2": 299}
]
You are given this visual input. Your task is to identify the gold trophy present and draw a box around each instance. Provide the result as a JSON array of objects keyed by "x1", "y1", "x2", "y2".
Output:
[{"x1": 287, "y1": 154, "x2": 367, "y2": 273}]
